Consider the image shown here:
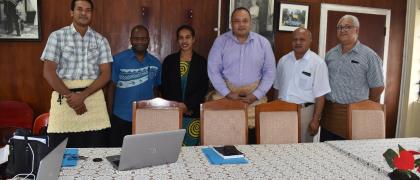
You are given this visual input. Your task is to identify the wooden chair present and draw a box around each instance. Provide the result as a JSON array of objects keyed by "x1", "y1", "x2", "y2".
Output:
[
  {"x1": 200, "y1": 98, "x2": 248, "y2": 145},
  {"x1": 255, "y1": 100, "x2": 300, "y2": 144},
  {"x1": 33, "y1": 113, "x2": 49, "y2": 135},
  {"x1": 348, "y1": 100, "x2": 386, "y2": 140},
  {"x1": 132, "y1": 98, "x2": 183, "y2": 134}
]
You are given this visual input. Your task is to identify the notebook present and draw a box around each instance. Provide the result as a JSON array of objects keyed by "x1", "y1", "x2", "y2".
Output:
[
  {"x1": 202, "y1": 147, "x2": 248, "y2": 165},
  {"x1": 213, "y1": 145, "x2": 244, "y2": 159}
]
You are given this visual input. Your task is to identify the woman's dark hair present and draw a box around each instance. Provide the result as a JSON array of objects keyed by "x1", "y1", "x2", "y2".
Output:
[
  {"x1": 71, "y1": 0, "x2": 94, "y2": 11},
  {"x1": 176, "y1": 25, "x2": 195, "y2": 39}
]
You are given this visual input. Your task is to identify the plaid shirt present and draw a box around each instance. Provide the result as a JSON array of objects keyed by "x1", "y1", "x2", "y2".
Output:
[
  {"x1": 325, "y1": 41, "x2": 384, "y2": 104},
  {"x1": 41, "y1": 24, "x2": 113, "y2": 80}
]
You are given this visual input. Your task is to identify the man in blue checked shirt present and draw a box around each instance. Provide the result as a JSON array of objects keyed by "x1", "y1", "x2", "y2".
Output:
[{"x1": 320, "y1": 15, "x2": 384, "y2": 141}]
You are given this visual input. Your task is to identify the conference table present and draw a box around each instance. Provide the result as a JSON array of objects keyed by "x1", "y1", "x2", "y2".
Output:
[{"x1": 58, "y1": 138, "x2": 420, "y2": 179}]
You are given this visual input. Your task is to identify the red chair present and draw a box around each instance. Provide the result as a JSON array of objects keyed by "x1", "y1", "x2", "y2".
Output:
[
  {"x1": 0, "y1": 101, "x2": 33, "y2": 129},
  {"x1": 0, "y1": 101, "x2": 33, "y2": 147},
  {"x1": 33, "y1": 113, "x2": 49, "y2": 135}
]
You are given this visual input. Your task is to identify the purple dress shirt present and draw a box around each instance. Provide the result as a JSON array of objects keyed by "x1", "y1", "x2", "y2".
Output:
[{"x1": 208, "y1": 31, "x2": 276, "y2": 99}]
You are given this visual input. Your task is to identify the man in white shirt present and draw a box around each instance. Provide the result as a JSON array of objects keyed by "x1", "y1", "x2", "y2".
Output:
[{"x1": 273, "y1": 28, "x2": 331, "y2": 142}]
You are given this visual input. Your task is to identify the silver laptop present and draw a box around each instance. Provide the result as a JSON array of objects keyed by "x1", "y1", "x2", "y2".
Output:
[
  {"x1": 36, "y1": 138, "x2": 68, "y2": 180},
  {"x1": 106, "y1": 129, "x2": 185, "y2": 171}
]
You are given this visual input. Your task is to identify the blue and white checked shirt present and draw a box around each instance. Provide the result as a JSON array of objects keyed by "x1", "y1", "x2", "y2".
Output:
[
  {"x1": 325, "y1": 41, "x2": 384, "y2": 104},
  {"x1": 41, "y1": 24, "x2": 113, "y2": 80}
]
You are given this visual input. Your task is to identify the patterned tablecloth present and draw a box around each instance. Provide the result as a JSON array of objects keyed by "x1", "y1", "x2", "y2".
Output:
[
  {"x1": 59, "y1": 143, "x2": 387, "y2": 180},
  {"x1": 326, "y1": 137, "x2": 420, "y2": 176}
]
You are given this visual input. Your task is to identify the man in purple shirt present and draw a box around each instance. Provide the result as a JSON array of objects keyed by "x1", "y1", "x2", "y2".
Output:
[{"x1": 207, "y1": 7, "x2": 276, "y2": 142}]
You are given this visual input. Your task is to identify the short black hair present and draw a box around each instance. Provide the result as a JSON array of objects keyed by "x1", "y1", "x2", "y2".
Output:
[
  {"x1": 231, "y1": 7, "x2": 251, "y2": 19},
  {"x1": 176, "y1": 25, "x2": 195, "y2": 39},
  {"x1": 131, "y1": 25, "x2": 149, "y2": 37},
  {"x1": 71, "y1": 0, "x2": 94, "y2": 11}
]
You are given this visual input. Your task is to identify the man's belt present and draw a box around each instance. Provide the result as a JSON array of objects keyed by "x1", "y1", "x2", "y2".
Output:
[{"x1": 57, "y1": 87, "x2": 87, "y2": 105}]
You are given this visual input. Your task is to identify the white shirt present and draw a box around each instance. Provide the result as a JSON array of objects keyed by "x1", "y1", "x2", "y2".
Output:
[{"x1": 273, "y1": 50, "x2": 331, "y2": 104}]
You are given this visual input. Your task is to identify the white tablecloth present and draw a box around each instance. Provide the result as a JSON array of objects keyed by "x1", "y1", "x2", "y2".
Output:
[
  {"x1": 59, "y1": 143, "x2": 387, "y2": 180},
  {"x1": 326, "y1": 137, "x2": 420, "y2": 176}
]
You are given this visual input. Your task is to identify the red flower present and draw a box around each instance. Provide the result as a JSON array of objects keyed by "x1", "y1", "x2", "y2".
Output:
[
  {"x1": 408, "y1": 151, "x2": 420, "y2": 155},
  {"x1": 393, "y1": 150, "x2": 415, "y2": 170}
]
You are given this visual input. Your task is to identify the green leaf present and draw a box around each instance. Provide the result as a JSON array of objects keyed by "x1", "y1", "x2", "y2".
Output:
[
  {"x1": 383, "y1": 149, "x2": 398, "y2": 168},
  {"x1": 415, "y1": 158, "x2": 420, "y2": 167},
  {"x1": 407, "y1": 171, "x2": 420, "y2": 179},
  {"x1": 398, "y1": 144, "x2": 406, "y2": 152}
]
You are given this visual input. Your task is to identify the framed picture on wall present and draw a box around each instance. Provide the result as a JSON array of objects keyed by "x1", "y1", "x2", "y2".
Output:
[
  {"x1": 0, "y1": 0, "x2": 41, "y2": 41},
  {"x1": 229, "y1": 0, "x2": 275, "y2": 46},
  {"x1": 278, "y1": 3, "x2": 309, "y2": 32}
]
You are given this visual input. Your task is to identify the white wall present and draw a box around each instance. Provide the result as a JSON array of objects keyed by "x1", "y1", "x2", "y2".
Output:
[{"x1": 397, "y1": 0, "x2": 420, "y2": 137}]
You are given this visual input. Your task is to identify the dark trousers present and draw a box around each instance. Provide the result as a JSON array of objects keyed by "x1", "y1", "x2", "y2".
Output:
[
  {"x1": 4, "y1": 1, "x2": 20, "y2": 36},
  {"x1": 48, "y1": 128, "x2": 109, "y2": 148},
  {"x1": 110, "y1": 114, "x2": 132, "y2": 147},
  {"x1": 248, "y1": 128, "x2": 256, "y2": 144},
  {"x1": 320, "y1": 127, "x2": 345, "y2": 142}
]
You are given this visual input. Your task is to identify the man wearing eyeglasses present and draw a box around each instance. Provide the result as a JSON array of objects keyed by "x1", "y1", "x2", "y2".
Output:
[
  {"x1": 320, "y1": 15, "x2": 384, "y2": 141},
  {"x1": 207, "y1": 7, "x2": 276, "y2": 143}
]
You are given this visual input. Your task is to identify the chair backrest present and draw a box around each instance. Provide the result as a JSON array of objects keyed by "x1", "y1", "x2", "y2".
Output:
[
  {"x1": 200, "y1": 98, "x2": 248, "y2": 145},
  {"x1": 132, "y1": 98, "x2": 183, "y2": 134},
  {"x1": 33, "y1": 113, "x2": 49, "y2": 135},
  {"x1": 348, "y1": 100, "x2": 386, "y2": 140},
  {"x1": 255, "y1": 100, "x2": 300, "y2": 144}
]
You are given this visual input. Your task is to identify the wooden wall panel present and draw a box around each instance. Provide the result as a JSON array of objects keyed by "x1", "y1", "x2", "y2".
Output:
[
  {"x1": 160, "y1": 1, "x2": 183, "y2": 60},
  {"x1": 180, "y1": 0, "x2": 219, "y2": 58}
]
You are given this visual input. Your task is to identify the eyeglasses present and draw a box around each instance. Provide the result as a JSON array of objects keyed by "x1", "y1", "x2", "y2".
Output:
[{"x1": 336, "y1": 25, "x2": 354, "y2": 32}]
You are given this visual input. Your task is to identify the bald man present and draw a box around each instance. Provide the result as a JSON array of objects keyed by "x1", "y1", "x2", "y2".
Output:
[
  {"x1": 108, "y1": 25, "x2": 161, "y2": 147},
  {"x1": 273, "y1": 28, "x2": 330, "y2": 143}
]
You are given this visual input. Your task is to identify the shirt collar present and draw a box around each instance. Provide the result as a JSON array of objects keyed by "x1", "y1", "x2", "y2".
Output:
[
  {"x1": 338, "y1": 40, "x2": 361, "y2": 54},
  {"x1": 228, "y1": 31, "x2": 255, "y2": 44},
  {"x1": 292, "y1": 49, "x2": 311, "y2": 62},
  {"x1": 70, "y1": 23, "x2": 93, "y2": 36},
  {"x1": 129, "y1": 48, "x2": 149, "y2": 61}
]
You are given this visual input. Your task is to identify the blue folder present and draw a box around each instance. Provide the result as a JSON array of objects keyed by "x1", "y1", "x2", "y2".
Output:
[
  {"x1": 62, "y1": 148, "x2": 78, "y2": 167},
  {"x1": 202, "y1": 147, "x2": 248, "y2": 165}
]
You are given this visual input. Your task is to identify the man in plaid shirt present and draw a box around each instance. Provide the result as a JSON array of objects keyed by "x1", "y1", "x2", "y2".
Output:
[{"x1": 40, "y1": 0, "x2": 112, "y2": 148}]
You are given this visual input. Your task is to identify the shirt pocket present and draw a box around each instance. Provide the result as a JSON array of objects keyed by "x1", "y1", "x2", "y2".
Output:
[
  {"x1": 62, "y1": 45, "x2": 75, "y2": 62},
  {"x1": 87, "y1": 47, "x2": 99, "y2": 63},
  {"x1": 298, "y1": 72, "x2": 313, "y2": 90}
]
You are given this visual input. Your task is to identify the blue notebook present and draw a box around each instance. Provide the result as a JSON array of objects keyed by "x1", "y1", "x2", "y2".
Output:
[
  {"x1": 62, "y1": 148, "x2": 78, "y2": 167},
  {"x1": 202, "y1": 147, "x2": 248, "y2": 165}
]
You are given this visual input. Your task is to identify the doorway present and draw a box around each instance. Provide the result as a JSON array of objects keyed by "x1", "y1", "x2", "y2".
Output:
[{"x1": 318, "y1": 3, "x2": 391, "y2": 103}]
